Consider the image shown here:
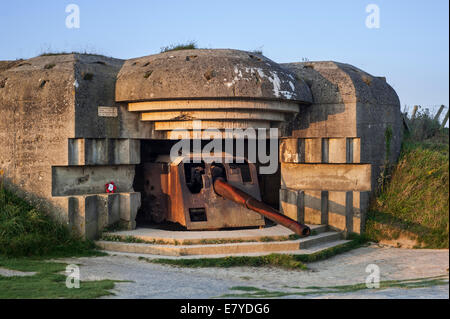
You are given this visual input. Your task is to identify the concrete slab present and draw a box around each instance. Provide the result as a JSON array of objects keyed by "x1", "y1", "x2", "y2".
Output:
[
  {"x1": 102, "y1": 224, "x2": 327, "y2": 244},
  {"x1": 96, "y1": 231, "x2": 342, "y2": 256},
  {"x1": 281, "y1": 163, "x2": 372, "y2": 191}
]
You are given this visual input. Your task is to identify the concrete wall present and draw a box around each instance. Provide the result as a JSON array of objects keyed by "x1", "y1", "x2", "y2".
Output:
[
  {"x1": 0, "y1": 55, "x2": 77, "y2": 221},
  {"x1": 0, "y1": 54, "x2": 141, "y2": 239},
  {"x1": 279, "y1": 137, "x2": 371, "y2": 234},
  {"x1": 282, "y1": 61, "x2": 403, "y2": 192}
]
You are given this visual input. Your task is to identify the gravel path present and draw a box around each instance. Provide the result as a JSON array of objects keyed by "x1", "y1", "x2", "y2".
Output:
[{"x1": 57, "y1": 244, "x2": 449, "y2": 299}]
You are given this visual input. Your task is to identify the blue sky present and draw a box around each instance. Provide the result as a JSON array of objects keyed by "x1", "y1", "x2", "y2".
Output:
[{"x1": 0, "y1": 0, "x2": 448, "y2": 111}]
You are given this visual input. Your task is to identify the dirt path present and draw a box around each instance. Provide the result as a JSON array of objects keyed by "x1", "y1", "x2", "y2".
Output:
[{"x1": 58, "y1": 244, "x2": 449, "y2": 299}]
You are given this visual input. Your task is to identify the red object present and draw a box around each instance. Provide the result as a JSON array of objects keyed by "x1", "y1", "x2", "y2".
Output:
[{"x1": 105, "y1": 181, "x2": 117, "y2": 193}]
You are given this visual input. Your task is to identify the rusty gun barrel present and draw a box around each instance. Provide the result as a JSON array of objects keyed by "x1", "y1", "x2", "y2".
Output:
[{"x1": 213, "y1": 177, "x2": 311, "y2": 237}]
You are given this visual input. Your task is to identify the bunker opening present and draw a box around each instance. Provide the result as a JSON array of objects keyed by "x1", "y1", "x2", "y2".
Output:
[{"x1": 131, "y1": 138, "x2": 304, "y2": 234}]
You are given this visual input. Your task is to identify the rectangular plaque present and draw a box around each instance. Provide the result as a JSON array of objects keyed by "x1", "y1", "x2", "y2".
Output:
[{"x1": 98, "y1": 106, "x2": 118, "y2": 117}]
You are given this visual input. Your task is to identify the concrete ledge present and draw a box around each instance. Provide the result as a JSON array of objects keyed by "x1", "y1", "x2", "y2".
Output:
[
  {"x1": 281, "y1": 163, "x2": 371, "y2": 191},
  {"x1": 51, "y1": 165, "x2": 135, "y2": 196}
]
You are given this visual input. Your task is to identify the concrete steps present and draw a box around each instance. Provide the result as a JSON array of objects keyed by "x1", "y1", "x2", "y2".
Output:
[
  {"x1": 103, "y1": 239, "x2": 351, "y2": 260},
  {"x1": 96, "y1": 225, "x2": 344, "y2": 257}
]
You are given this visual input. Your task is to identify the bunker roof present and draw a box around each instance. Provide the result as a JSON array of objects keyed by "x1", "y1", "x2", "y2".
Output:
[{"x1": 115, "y1": 49, "x2": 313, "y2": 103}]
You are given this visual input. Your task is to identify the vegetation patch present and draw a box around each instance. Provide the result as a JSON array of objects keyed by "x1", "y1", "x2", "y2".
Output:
[
  {"x1": 160, "y1": 41, "x2": 198, "y2": 53},
  {"x1": 218, "y1": 274, "x2": 449, "y2": 298},
  {"x1": 366, "y1": 126, "x2": 449, "y2": 248},
  {"x1": 0, "y1": 257, "x2": 119, "y2": 299},
  {"x1": 0, "y1": 187, "x2": 103, "y2": 258}
]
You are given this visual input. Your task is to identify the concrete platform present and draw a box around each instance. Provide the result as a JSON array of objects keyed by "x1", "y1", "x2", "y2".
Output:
[
  {"x1": 96, "y1": 225, "x2": 343, "y2": 257},
  {"x1": 101, "y1": 224, "x2": 327, "y2": 245},
  {"x1": 102, "y1": 239, "x2": 352, "y2": 259}
]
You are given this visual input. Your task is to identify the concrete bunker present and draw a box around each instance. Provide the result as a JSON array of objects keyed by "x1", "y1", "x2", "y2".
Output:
[{"x1": 0, "y1": 49, "x2": 403, "y2": 240}]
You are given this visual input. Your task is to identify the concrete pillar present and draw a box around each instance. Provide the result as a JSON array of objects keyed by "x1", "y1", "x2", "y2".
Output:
[
  {"x1": 97, "y1": 193, "x2": 120, "y2": 232},
  {"x1": 279, "y1": 188, "x2": 304, "y2": 222},
  {"x1": 119, "y1": 192, "x2": 141, "y2": 230}
]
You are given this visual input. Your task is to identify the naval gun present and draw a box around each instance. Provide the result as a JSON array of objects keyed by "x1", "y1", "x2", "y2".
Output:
[{"x1": 141, "y1": 154, "x2": 311, "y2": 237}]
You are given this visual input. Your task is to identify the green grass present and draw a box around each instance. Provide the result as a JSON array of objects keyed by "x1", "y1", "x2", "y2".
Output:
[
  {"x1": 0, "y1": 187, "x2": 103, "y2": 258},
  {"x1": 160, "y1": 41, "x2": 198, "y2": 53},
  {"x1": 365, "y1": 133, "x2": 449, "y2": 248},
  {"x1": 0, "y1": 256, "x2": 119, "y2": 299},
  {"x1": 141, "y1": 234, "x2": 368, "y2": 270},
  {"x1": 217, "y1": 274, "x2": 449, "y2": 298}
]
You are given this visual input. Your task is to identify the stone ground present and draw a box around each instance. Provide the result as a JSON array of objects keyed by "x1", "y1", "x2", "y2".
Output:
[{"x1": 56, "y1": 244, "x2": 449, "y2": 299}]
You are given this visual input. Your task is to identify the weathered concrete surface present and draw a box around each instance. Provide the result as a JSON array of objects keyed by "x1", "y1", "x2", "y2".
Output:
[
  {"x1": 280, "y1": 137, "x2": 361, "y2": 164},
  {"x1": 68, "y1": 138, "x2": 140, "y2": 166},
  {"x1": 0, "y1": 55, "x2": 125, "y2": 215},
  {"x1": 56, "y1": 245, "x2": 449, "y2": 299},
  {"x1": 280, "y1": 188, "x2": 369, "y2": 234},
  {"x1": 52, "y1": 165, "x2": 135, "y2": 196},
  {"x1": 116, "y1": 49, "x2": 313, "y2": 103},
  {"x1": 0, "y1": 54, "x2": 79, "y2": 221},
  {"x1": 281, "y1": 163, "x2": 371, "y2": 191}
]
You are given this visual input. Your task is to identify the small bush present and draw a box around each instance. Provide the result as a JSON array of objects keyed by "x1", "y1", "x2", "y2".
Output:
[{"x1": 406, "y1": 108, "x2": 442, "y2": 142}]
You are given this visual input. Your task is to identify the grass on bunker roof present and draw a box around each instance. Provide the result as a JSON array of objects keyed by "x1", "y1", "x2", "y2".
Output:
[{"x1": 160, "y1": 41, "x2": 198, "y2": 53}]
